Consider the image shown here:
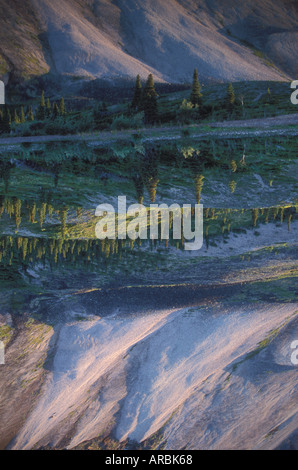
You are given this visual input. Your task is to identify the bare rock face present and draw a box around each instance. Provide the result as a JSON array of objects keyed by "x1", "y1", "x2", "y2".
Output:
[{"x1": 0, "y1": 0, "x2": 297, "y2": 83}]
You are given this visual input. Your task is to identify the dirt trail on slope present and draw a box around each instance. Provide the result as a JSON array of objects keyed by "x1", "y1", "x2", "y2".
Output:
[{"x1": 0, "y1": 114, "x2": 297, "y2": 147}]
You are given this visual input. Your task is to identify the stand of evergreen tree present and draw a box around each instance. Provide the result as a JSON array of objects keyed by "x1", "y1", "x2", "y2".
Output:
[
  {"x1": 35, "y1": 92, "x2": 66, "y2": 121},
  {"x1": 11, "y1": 107, "x2": 26, "y2": 125}
]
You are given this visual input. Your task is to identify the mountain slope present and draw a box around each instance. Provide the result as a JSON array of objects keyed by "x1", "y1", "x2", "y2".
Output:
[
  {"x1": 0, "y1": 0, "x2": 297, "y2": 85},
  {"x1": 7, "y1": 303, "x2": 298, "y2": 450}
]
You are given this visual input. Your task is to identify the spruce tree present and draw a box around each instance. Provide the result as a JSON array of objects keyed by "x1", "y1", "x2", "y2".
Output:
[
  {"x1": 29, "y1": 201, "x2": 36, "y2": 224},
  {"x1": 39, "y1": 202, "x2": 47, "y2": 228},
  {"x1": 40, "y1": 90, "x2": 45, "y2": 107},
  {"x1": 226, "y1": 83, "x2": 235, "y2": 112},
  {"x1": 132, "y1": 74, "x2": 142, "y2": 110},
  {"x1": 252, "y1": 208, "x2": 259, "y2": 227},
  {"x1": 132, "y1": 174, "x2": 144, "y2": 204},
  {"x1": 142, "y1": 74, "x2": 158, "y2": 124},
  {"x1": 59, "y1": 97, "x2": 66, "y2": 116},
  {"x1": 13, "y1": 197, "x2": 22, "y2": 232},
  {"x1": 60, "y1": 207, "x2": 68, "y2": 239},
  {"x1": 230, "y1": 160, "x2": 237, "y2": 173},
  {"x1": 266, "y1": 87, "x2": 271, "y2": 104},
  {"x1": 20, "y1": 106, "x2": 26, "y2": 124},
  {"x1": 195, "y1": 174, "x2": 204, "y2": 204},
  {"x1": 146, "y1": 176, "x2": 159, "y2": 203},
  {"x1": 28, "y1": 105, "x2": 34, "y2": 121},
  {"x1": 37, "y1": 90, "x2": 46, "y2": 120},
  {"x1": 190, "y1": 68, "x2": 202, "y2": 106},
  {"x1": 14, "y1": 109, "x2": 20, "y2": 124},
  {"x1": 46, "y1": 98, "x2": 51, "y2": 118},
  {"x1": 229, "y1": 180, "x2": 237, "y2": 193},
  {"x1": 52, "y1": 102, "x2": 59, "y2": 119}
]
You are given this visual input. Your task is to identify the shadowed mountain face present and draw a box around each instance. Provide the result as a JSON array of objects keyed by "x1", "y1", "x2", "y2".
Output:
[{"x1": 0, "y1": 0, "x2": 297, "y2": 84}]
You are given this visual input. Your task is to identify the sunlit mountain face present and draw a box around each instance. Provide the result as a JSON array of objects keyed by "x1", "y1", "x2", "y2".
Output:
[{"x1": 0, "y1": 0, "x2": 297, "y2": 88}]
